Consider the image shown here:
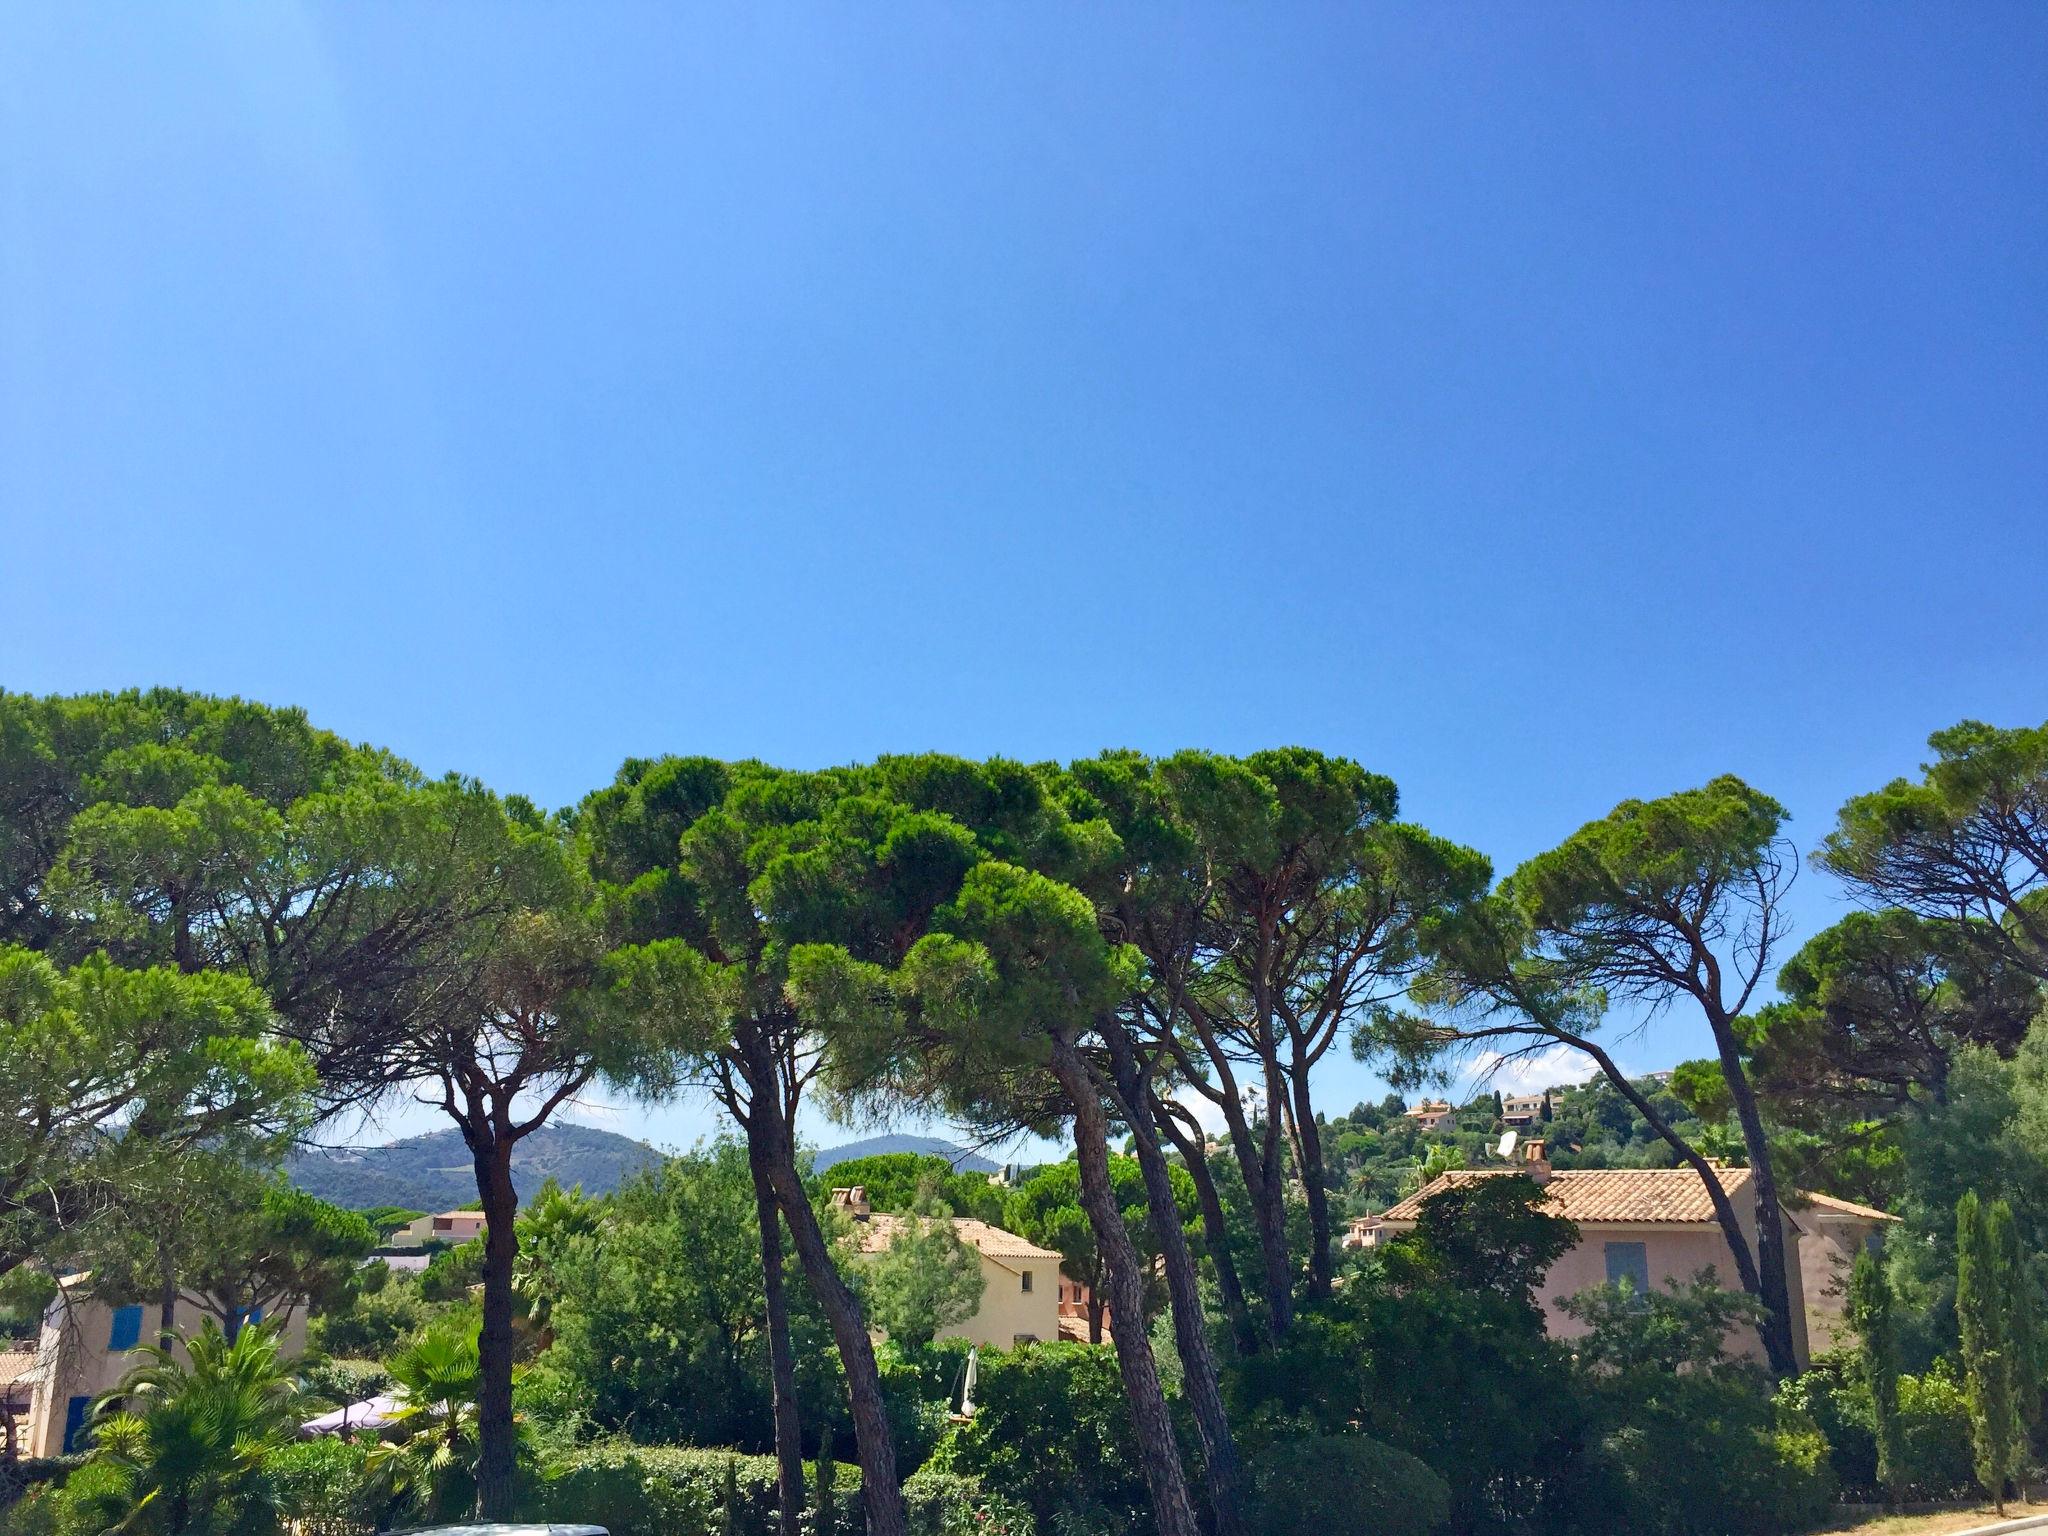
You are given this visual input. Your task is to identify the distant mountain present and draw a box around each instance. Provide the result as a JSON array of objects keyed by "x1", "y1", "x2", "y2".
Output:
[
  {"x1": 290, "y1": 1123, "x2": 662, "y2": 1212},
  {"x1": 811, "y1": 1135, "x2": 999, "y2": 1175}
]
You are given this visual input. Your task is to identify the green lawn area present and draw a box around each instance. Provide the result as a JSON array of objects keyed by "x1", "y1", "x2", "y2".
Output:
[{"x1": 1818, "y1": 1505, "x2": 2037, "y2": 1536}]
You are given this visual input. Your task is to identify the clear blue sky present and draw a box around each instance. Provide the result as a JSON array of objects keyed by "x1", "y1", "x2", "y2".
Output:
[{"x1": 3, "y1": 5, "x2": 2043, "y2": 1153}]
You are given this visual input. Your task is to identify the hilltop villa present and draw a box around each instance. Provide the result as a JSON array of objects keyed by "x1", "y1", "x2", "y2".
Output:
[
  {"x1": 832, "y1": 1187, "x2": 1065, "y2": 1348},
  {"x1": 1370, "y1": 1140, "x2": 1895, "y2": 1369}
]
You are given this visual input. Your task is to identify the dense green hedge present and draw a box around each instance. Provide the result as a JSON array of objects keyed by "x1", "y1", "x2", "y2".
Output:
[
  {"x1": 1251, "y1": 1433, "x2": 1451, "y2": 1536},
  {"x1": 522, "y1": 1444, "x2": 858, "y2": 1536}
]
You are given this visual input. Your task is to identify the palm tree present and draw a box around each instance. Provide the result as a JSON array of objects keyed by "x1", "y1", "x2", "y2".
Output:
[
  {"x1": 364, "y1": 1318, "x2": 484, "y2": 1522},
  {"x1": 85, "y1": 1319, "x2": 299, "y2": 1535}
]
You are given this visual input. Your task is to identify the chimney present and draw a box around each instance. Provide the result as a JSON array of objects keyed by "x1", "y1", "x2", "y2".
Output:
[
  {"x1": 830, "y1": 1186, "x2": 872, "y2": 1220},
  {"x1": 1522, "y1": 1139, "x2": 1552, "y2": 1185}
]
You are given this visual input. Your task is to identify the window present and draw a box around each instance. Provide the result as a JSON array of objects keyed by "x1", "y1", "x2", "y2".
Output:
[
  {"x1": 62, "y1": 1395, "x2": 91, "y2": 1453},
  {"x1": 1012, "y1": 1333, "x2": 1038, "y2": 1346},
  {"x1": 1020, "y1": 1270, "x2": 1033, "y2": 1293},
  {"x1": 1864, "y1": 1230, "x2": 1886, "y2": 1257},
  {"x1": 108, "y1": 1304, "x2": 143, "y2": 1352},
  {"x1": 1604, "y1": 1241, "x2": 1650, "y2": 1299},
  {"x1": 230, "y1": 1305, "x2": 264, "y2": 1333}
]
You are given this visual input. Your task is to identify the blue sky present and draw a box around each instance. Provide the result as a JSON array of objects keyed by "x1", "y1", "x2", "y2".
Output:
[{"x1": 3, "y1": 5, "x2": 2043, "y2": 1156}]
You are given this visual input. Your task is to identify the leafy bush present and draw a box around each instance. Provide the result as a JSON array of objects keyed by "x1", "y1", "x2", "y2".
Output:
[
  {"x1": 1895, "y1": 1362, "x2": 1978, "y2": 1499},
  {"x1": 1251, "y1": 1432, "x2": 1450, "y2": 1536},
  {"x1": 948, "y1": 1342, "x2": 1156, "y2": 1535},
  {"x1": 1, "y1": 1462, "x2": 135, "y2": 1536},
  {"x1": 1775, "y1": 1352, "x2": 1977, "y2": 1503},
  {"x1": 526, "y1": 1444, "x2": 856, "y2": 1536},
  {"x1": 901, "y1": 1465, "x2": 1038, "y2": 1536},
  {"x1": 294, "y1": 1356, "x2": 391, "y2": 1413},
  {"x1": 261, "y1": 1438, "x2": 373, "y2": 1536}
]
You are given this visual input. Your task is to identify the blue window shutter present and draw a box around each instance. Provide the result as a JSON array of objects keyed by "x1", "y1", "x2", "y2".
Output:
[
  {"x1": 108, "y1": 1305, "x2": 142, "y2": 1352},
  {"x1": 1604, "y1": 1241, "x2": 1650, "y2": 1296},
  {"x1": 62, "y1": 1395, "x2": 91, "y2": 1453}
]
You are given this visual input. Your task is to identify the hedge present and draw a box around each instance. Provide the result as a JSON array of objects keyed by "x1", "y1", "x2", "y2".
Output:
[{"x1": 523, "y1": 1444, "x2": 858, "y2": 1536}]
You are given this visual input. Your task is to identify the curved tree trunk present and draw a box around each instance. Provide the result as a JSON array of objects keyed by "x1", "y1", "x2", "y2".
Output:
[
  {"x1": 1105, "y1": 1024, "x2": 1250, "y2": 1536},
  {"x1": 1288, "y1": 1064, "x2": 1335, "y2": 1301},
  {"x1": 1050, "y1": 1038, "x2": 1201, "y2": 1536},
  {"x1": 747, "y1": 1129, "x2": 806, "y2": 1536},
  {"x1": 1153, "y1": 1094, "x2": 1260, "y2": 1357},
  {"x1": 748, "y1": 1083, "x2": 906, "y2": 1536},
  {"x1": 1706, "y1": 1013, "x2": 1800, "y2": 1379},
  {"x1": 470, "y1": 1128, "x2": 522, "y2": 1522}
]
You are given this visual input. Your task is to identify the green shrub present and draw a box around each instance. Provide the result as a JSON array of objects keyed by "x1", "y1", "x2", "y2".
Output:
[
  {"x1": 901, "y1": 1465, "x2": 1038, "y2": 1536},
  {"x1": 294, "y1": 1356, "x2": 392, "y2": 1413},
  {"x1": 1776, "y1": 1354, "x2": 1878, "y2": 1497},
  {"x1": 1595, "y1": 1382, "x2": 1836, "y2": 1536},
  {"x1": 947, "y1": 1342, "x2": 1155, "y2": 1534},
  {"x1": 527, "y1": 1444, "x2": 857, "y2": 1536},
  {"x1": 262, "y1": 1438, "x2": 373, "y2": 1536},
  {"x1": 1, "y1": 1462, "x2": 134, "y2": 1536},
  {"x1": 1895, "y1": 1362, "x2": 1978, "y2": 1499},
  {"x1": 1251, "y1": 1432, "x2": 1450, "y2": 1536}
]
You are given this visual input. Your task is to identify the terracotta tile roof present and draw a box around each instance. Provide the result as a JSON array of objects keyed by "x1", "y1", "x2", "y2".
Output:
[
  {"x1": 1378, "y1": 1165, "x2": 1757, "y2": 1225},
  {"x1": 849, "y1": 1214, "x2": 1063, "y2": 1266},
  {"x1": 0, "y1": 1349, "x2": 41, "y2": 1387},
  {"x1": 1793, "y1": 1191, "x2": 1899, "y2": 1223}
]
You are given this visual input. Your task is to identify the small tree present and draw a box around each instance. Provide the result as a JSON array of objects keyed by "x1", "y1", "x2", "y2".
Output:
[
  {"x1": 1958, "y1": 1191, "x2": 2023, "y2": 1513},
  {"x1": 814, "y1": 1440, "x2": 837, "y2": 1536},
  {"x1": 1849, "y1": 1246, "x2": 1906, "y2": 1508},
  {"x1": 863, "y1": 1204, "x2": 985, "y2": 1350}
]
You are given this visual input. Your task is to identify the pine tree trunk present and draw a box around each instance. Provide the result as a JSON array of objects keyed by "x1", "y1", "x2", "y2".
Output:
[
  {"x1": 747, "y1": 1124, "x2": 806, "y2": 1536},
  {"x1": 1050, "y1": 1038, "x2": 1201, "y2": 1536},
  {"x1": 1708, "y1": 1012, "x2": 1800, "y2": 1379},
  {"x1": 1289, "y1": 1067, "x2": 1335, "y2": 1301},
  {"x1": 750, "y1": 1090, "x2": 907, "y2": 1536},
  {"x1": 1153, "y1": 1096, "x2": 1259, "y2": 1357},
  {"x1": 1105, "y1": 1025, "x2": 1250, "y2": 1536},
  {"x1": 472, "y1": 1129, "x2": 523, "y2": 1521}
]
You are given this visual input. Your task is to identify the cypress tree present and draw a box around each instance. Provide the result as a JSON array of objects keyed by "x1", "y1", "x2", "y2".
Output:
[
  {"x1": 814, "y1": 1440, "x2": 837, "y2": 1536},
  {"x1": 1850, "y1": 1246, "x2": 1905, "y2": 1508},
  {"x1": 1996, "y1": 1204, "x2": 2043, "y2": 1438},
  {"x1": 1958, "y1": 1191, "x2": 2022, "y2": 1514},
  {"x1": 720, "y1": 1458, "x2": 743, "y2": 1536}
]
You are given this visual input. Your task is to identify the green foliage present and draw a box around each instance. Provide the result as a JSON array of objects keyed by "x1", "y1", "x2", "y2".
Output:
[
  {"x1": 1956, "y1": 1189, "x2": 2025, "y2": 1507},
  {"x1": 361, "y1": 1317, "x2": 483, "y2": 1524},
  {"x1": 0, "y1": 946, "x2": 315, "y2": 1277},
  {"x1": 1249, "y1": 1433, "x2": 1450, "y2": 1536},
  {"x1": 1231, "y1": 1180, "x2": 1606, "y2": 1536},
  {"x1": 259, "y1": 1438, "x2": 372, "y2": 1536},
  {"x1": 863, "y1": 1210, "x2": 987, "y2": 1350},
  {"x1": 2, "y1": 1461, "x2": 137, "y2": 1536},
  {"x1": 822, "y1": 1153, "x2": 1005, "y2": 1224},
  {"x1": 524, "y1": 1443, "x2": 856, "y2": 1536},
  {"x1": 1820, "y1": 719, "x2": 2048, "y2": 985},
  {"x1": 1780, "y1": 1353, "x2": 1978, "y2": 1502},
  {"x1": 948, "y1": 1343, "x2": 1155, "y2": 1536},
  {"x1": 305, "y1": 1267, "x2": 447, "y2": 1360},
  {"x1": 545, "y1": 1144, "x2": 844, "y2": 1453},
  {"x1": 1848, "y1": 1249, "x2": 1905, "y2": 1503},
  {"x1": 418, "y1": 1236, "x2": 486, "y2": 1303},
  {"x1": 1560, "y1": 1271, "x2": 1766, "y2": 1377},
  {"x1": 75, "y1": 1320, "x2": 299, "y2": 1536},
  {"x1": 900, "y1": 1464, "x2": 1038, "y2": 1536}
]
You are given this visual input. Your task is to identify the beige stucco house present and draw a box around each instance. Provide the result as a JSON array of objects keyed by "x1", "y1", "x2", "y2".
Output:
[
  {"x1": 387, "y1": 1210, "x2": 487, "y2": 1249},
  {"x1": 1405, "y1": 1100, "x2": 1454, "y2": 1132},
  {"x1": 1376, "y1": 1142, "x2": 1894, "y2": 1369},
  {"x1": 16, "y1": 1277, "x2": 310, "y2": 1459},
  {"x1": 834, "y1": 1188, "x2": 1063, "y2": 1349}
]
